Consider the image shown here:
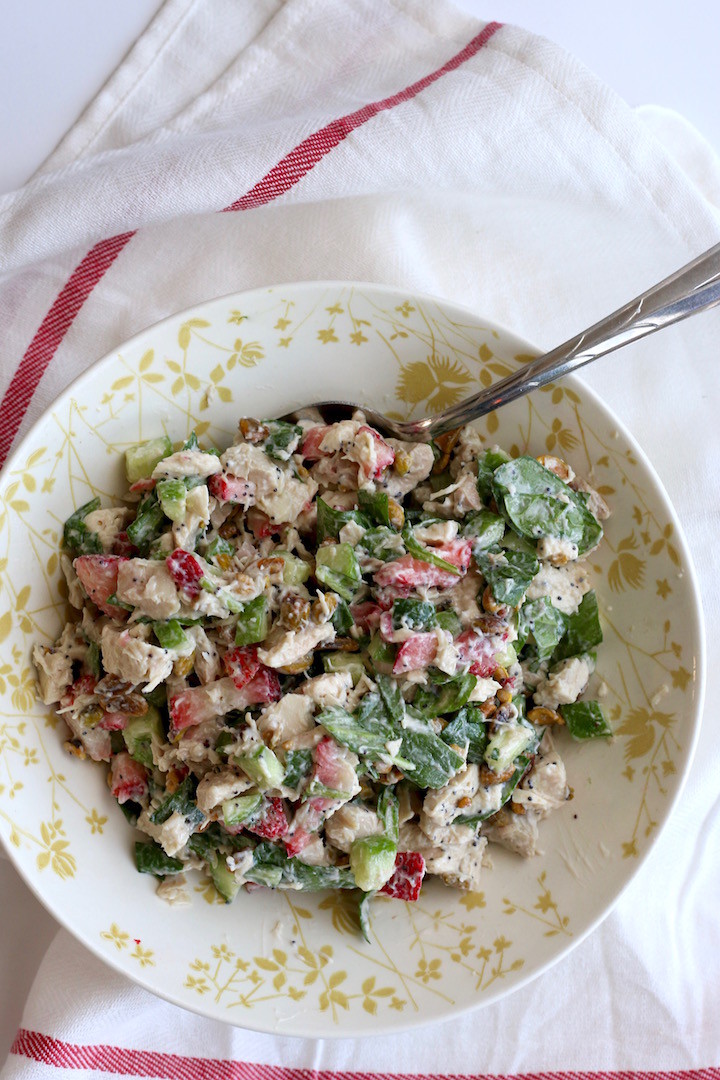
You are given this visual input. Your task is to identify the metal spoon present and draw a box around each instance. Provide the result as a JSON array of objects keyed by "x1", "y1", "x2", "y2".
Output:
[{"x1": 283, "y1": 242, "x2": 720, "y2": 441}]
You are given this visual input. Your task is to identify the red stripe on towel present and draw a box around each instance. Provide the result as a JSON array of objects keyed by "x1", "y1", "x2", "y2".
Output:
[
  {"x1": 10, "y1": 1030, "x2": 720, "y2": 1080},
  {"x1": 0, "y1": 21, "x2": 502, "y2": 468}
]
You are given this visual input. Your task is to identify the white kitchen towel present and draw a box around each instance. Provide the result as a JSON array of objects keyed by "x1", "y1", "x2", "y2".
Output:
[{"x1": 2, "y1": 0, "x2": 720, "y2": 1075}]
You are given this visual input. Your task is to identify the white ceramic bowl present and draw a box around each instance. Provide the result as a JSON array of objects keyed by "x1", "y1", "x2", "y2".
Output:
[{"x1": 0, "y1": 282, "x2": 704, "y2": 1036}]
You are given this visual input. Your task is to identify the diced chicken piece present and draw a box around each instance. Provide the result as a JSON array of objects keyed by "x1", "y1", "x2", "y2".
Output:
[
  {"x1": 526, "y1": 562, "x2": 592, "y2": 616},
  {"x1": 83, "y1": 507, "x2": 132, "y2": 552},
  {"x1": 294, "y1": 835, "x2": 332, "y2": 866},
  {"x1": 280, "y1": 725, "x2": 328, "y2": 753},
  {"x1": 61, "y1": 553, "x2": 87, "y2": 609},
  {"x1": 186, "y1": 625, "x2": 221, "y2": 684},
  {"x1": 449, "y1": 427, "x2": 486, "y2": 478},
  {"x1": 414, "y1": 520, "x2": 459, "y2": 545},
  {"x1": 468, "y1": 677, "x2": 502, "y2": 703},
  {"x1": 116, "y1": 559, "x2": 180, "y2": 620},
  {"x1": 422, "y1": 471, "x2": 481, "y2": 517},
  {"x1": 32, "y1": 641, "x2": 74, "y2": 705},
  {"x1": 80, "y1": 607, "x2": 106, "y2": 645},
  {"x1": 461, "y1": 782, "x2": 505, "y2": 819},
  {"x1": 138, "y1": 808, "x2": 197, "y2": 858},
  {"x1": 257, "y1": 693, "x2": 315, "y2": 747},
  {"x1": 433, "y1": 627, "x2": 460, "y2": 676},
  {"x1": 448, "y1": 566, "x2": 483, "y2": 626},
  {"x1": 423, "y1": 765, "x2": 480, "y2": 826},
  {"x1": 325, "y1": 804, "x2": 382, "y2": 853},
  {"x1": 152, "y1": 449, "x2": 222, "y2": 480},
  {"x1": 317, "y1": 420, "x2": 361, "y2": 454},
  {"x1": 483, "y1": 807, "x2": 540, "y2": 858},
  {"x1": 32, "y1": 623, "x2": 86, "y2": 706},
  {"x1": 570, "y1": 477, "x2": 611, "y2": 520},
  {"x1": 173, "y1": 485, "x2": 210, "y2": 551},
  {"x1": 428, "y1": 834, "x2": 488, "y2": 891},
  {"x1": 63, "y1": 711, "x2": 112, "y2": 762},
  {"x1": 338, "y1": 520, "x2": 367, "y2": 547},
  {"x1": 221, "y1": 443, "x2": 317, "y2": 524},
  {"x1": 418, "y1": 812, "x2": 477, "y2": 846},
  {"x1": 258, "y1": 621, "x2": 336, "y2": 669},
  {"x1": 195, "y1": 766, "x2": 252, "y2": 812},
  {"x1": 299, "y1": 671, "x2": 352, "y2": 710},
  {"x1": 512, "y1": 732, "x2": 568, "y2": 819},
  {"x1": 382, "y1": 440, "x2": 434, "y2": 499},
  {"x1": 537, "y1": 536, "x2": 579, "y2": 565},
  {"x1": 156, "y1": 876, "x2": 191, "y2": 906},
  {"x1": 174, "y1": 718, "x2": 225, "y2": 768},
  {"x1": 100, "y1": 626, "x2": 173, "y2": 691},
  {"x1": 533, "y1": 656, "x2": 591, "y2": 710}
]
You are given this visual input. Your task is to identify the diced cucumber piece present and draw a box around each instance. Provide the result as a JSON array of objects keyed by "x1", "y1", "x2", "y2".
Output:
[
  {"x1": 152, "y1": 619, "x2": 190, "y2": 651},
  {"x1": 283, "y1": 749, "x2": 314, "y2": 790},
  {"x1": 234, "y1": 595, "x2": 269, "y2": 646},
  {"x1": 210, "y1": 859, "x2": 241, "y2": 903},
  {"x1": 322, "y1": 652, "x2": 365, "y2": 685},
  {"x1": 350, "y1": 835, "x2": 397, "y2": 892},
  {"x1": 235, "y1": 746, "x2": 284, "y2": 790},
  {"x1": 222, "y1": 793, "x2": 263, "y2": 827},
  {"x1": 275, "y1": 550, "x2": 311, "y2": 585},
  {"x1": 204, "y1": 537, "x2": 235, "y2": 562},
  {"x1": 125, "y1": 435, "x2": 173, "y2": 483},
  {"x1": 127, "y1": 495, "x2": 166, "y2": 553},
  {"x1": 315, "y1": 543, "x2": 362, "y2": 602},
  {"x1": 493, "y1": 642, "x2": 518, "y2": 669},
  {"x1": 156, "y1": 478, "x2": 187, "y2": 523},
  {"x1": 63, "y1": 497, "x2": 103, "y2": 555},
  {"x1": 484, "y1": 723, "x2": 535, "y2": 774},
  {"x1": 123, "y1": 706, "x2": 163, "y2": 768}
]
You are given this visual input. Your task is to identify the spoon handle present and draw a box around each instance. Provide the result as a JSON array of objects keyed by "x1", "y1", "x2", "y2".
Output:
[{"x1": 424, "y1": 241, "x2": 720, "y2": 439}]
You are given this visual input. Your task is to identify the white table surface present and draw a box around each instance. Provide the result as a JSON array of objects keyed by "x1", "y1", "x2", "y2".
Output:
[{"x1": 1, "y1": 0, "x2": 718, "y2": 1061}]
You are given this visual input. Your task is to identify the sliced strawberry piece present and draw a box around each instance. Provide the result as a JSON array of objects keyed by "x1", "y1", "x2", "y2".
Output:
[
  {"x1": 166, "y1": 549, "x2": 204, "y2": 599},
  {"x1": 456, "y1": 629, "x2": 497, "y2": 677},
  {"x1": 70, "y1": 674, "x2": 97, "y2": 701},
  {"x1": 432, "y1": 538, "x2": 472, "y2": 572},
  {"x1": 109, "y1": 752, "x2": 148, "y2": 804},
  {"x1": 129, "y1": 477, "x2": 156, "y2": 494},
  {"x1": 357, "y1": 425, "x2": 395, "y2": 480},
  {"x1": 379, "y1": 851, "x2": 425, "y2": 901},
  {"x1": 300, "y1": 425, "x2": 330, "y2": 461},
  {"x1": 379, "y1": 610, "x2": 396, "y2": 642},
  {"x1": 246, "y1": 666, "x2": 282, "y2": 705},
  {"x1": 350, "y1": 601, "x2": 384, "y2": 632},
  {"x1": 112, "y1": 531, "x2": 139, "y2": 558},
  {"x1": 223, "y1": 645, "x2": 261, "y2": 689},
  {"x1": 313, "y1": 735, "x2": 351, "y2": 790},
  {"x1": 169, "y1": 669, "x2": 281, "y2": 736},
  {"x1": 98, "y1": 711, "x2": 128, "y2": 731},
  {"x1": 373, "y1": 554, "x2": 462, "y2": 596},
  {"x1": 247, "y1": 798, "x2": 289, "y2": 840},
  {"x1": 392, "y1": 632, "x2": 438, "y2": 674},
  {"x1": 74, "y1": 554, "x2": 128, "y2": 619},
  {"x1": 285, "y1": 827, "x2": 313, "y2": 858},
  {"x1": 208, "y1": 474, "x2": 256, "y2": 507},
  {"x1": 246, "y1": 507, "x2": 286, "y2": 539}
]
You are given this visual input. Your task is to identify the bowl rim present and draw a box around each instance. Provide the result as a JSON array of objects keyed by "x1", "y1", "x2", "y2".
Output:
[{"x1": 0, "y1": 279, "x2": 707, "y2": 1035}]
